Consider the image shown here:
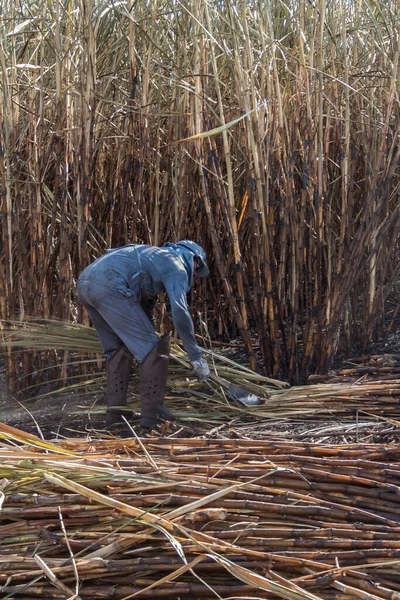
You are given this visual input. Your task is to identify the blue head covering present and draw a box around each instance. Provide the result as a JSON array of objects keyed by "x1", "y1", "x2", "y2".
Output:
[{"x1": 163, "y1": 240, "x2": 210, "y2": 289}]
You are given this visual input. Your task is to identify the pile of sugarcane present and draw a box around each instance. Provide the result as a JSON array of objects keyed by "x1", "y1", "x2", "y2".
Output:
[
  {"x1": 1, "y1": 424, "x2": 400, "y2": 599},
  {"x1": 309, "y1": 355, "x2": 400, "y2": 385},
  {"x1": 337, "y1": 355, "x2": 400, "y2": 381}
]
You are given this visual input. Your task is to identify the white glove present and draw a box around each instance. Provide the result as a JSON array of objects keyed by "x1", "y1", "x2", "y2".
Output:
[{"x1": 189, "y1": 358, "x2": 210, "y2": 382}]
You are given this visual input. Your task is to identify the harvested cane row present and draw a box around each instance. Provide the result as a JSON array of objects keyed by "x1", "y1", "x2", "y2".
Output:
[{"x1": 1, "y1": 427, "x2": 400, "y2": 599}]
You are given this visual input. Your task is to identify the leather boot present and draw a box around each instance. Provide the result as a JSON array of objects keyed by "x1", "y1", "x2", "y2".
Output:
[
  {"x1": 139, "y1": 333, "x2": 172, "y2": 428},
  {"x1": 105, "y1": 345, "x2": 132, "y2": 427}
]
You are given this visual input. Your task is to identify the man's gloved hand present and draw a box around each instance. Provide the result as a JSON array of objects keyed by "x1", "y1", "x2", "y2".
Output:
[{"x1": 189, "y1": 358, "x2": 210, "y2": 382}]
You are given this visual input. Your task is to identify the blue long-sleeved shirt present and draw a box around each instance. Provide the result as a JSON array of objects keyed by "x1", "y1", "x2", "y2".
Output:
[{"x1": 79, "y1": 244, "x2": 203, "y2": 361}]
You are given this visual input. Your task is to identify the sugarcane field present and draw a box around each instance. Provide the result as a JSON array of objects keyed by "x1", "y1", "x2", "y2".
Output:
[{"x1": 0, "y1": 0, "x2": 400, "y2": 598}]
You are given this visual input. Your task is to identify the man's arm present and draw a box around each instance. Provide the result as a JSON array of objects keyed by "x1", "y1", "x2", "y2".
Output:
[{"x1": 163, "y1": 275, "x2": 203, "y2": 362}]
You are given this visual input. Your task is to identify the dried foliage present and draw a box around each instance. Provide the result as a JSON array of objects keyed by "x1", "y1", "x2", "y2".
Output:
[{"x1": 0, "y1": 0, "x2": 399, "y2": 382}]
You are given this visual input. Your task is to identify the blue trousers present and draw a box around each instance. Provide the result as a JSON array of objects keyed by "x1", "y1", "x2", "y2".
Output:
[{"x1": 77, "y1": 279, "x2": 159, "y2": 362}]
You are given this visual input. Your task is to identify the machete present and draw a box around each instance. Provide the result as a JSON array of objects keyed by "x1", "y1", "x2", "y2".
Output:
[{"x1": 209, "y1": 373, "x2": 265, "y2": 406}]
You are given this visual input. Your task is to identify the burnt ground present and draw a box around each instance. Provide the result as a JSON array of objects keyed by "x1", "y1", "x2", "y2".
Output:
[
  {"x1": 0, "y1": 328, "x2": 399, "y2": 443},
  {"x1": 0, "y1": 370, "x2": 108, "y2": 440}
]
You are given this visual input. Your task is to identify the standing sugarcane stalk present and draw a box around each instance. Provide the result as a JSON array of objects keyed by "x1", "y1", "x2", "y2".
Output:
[{"x1": 0, "y1": 0, "x2": 398, "y2": 388}]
